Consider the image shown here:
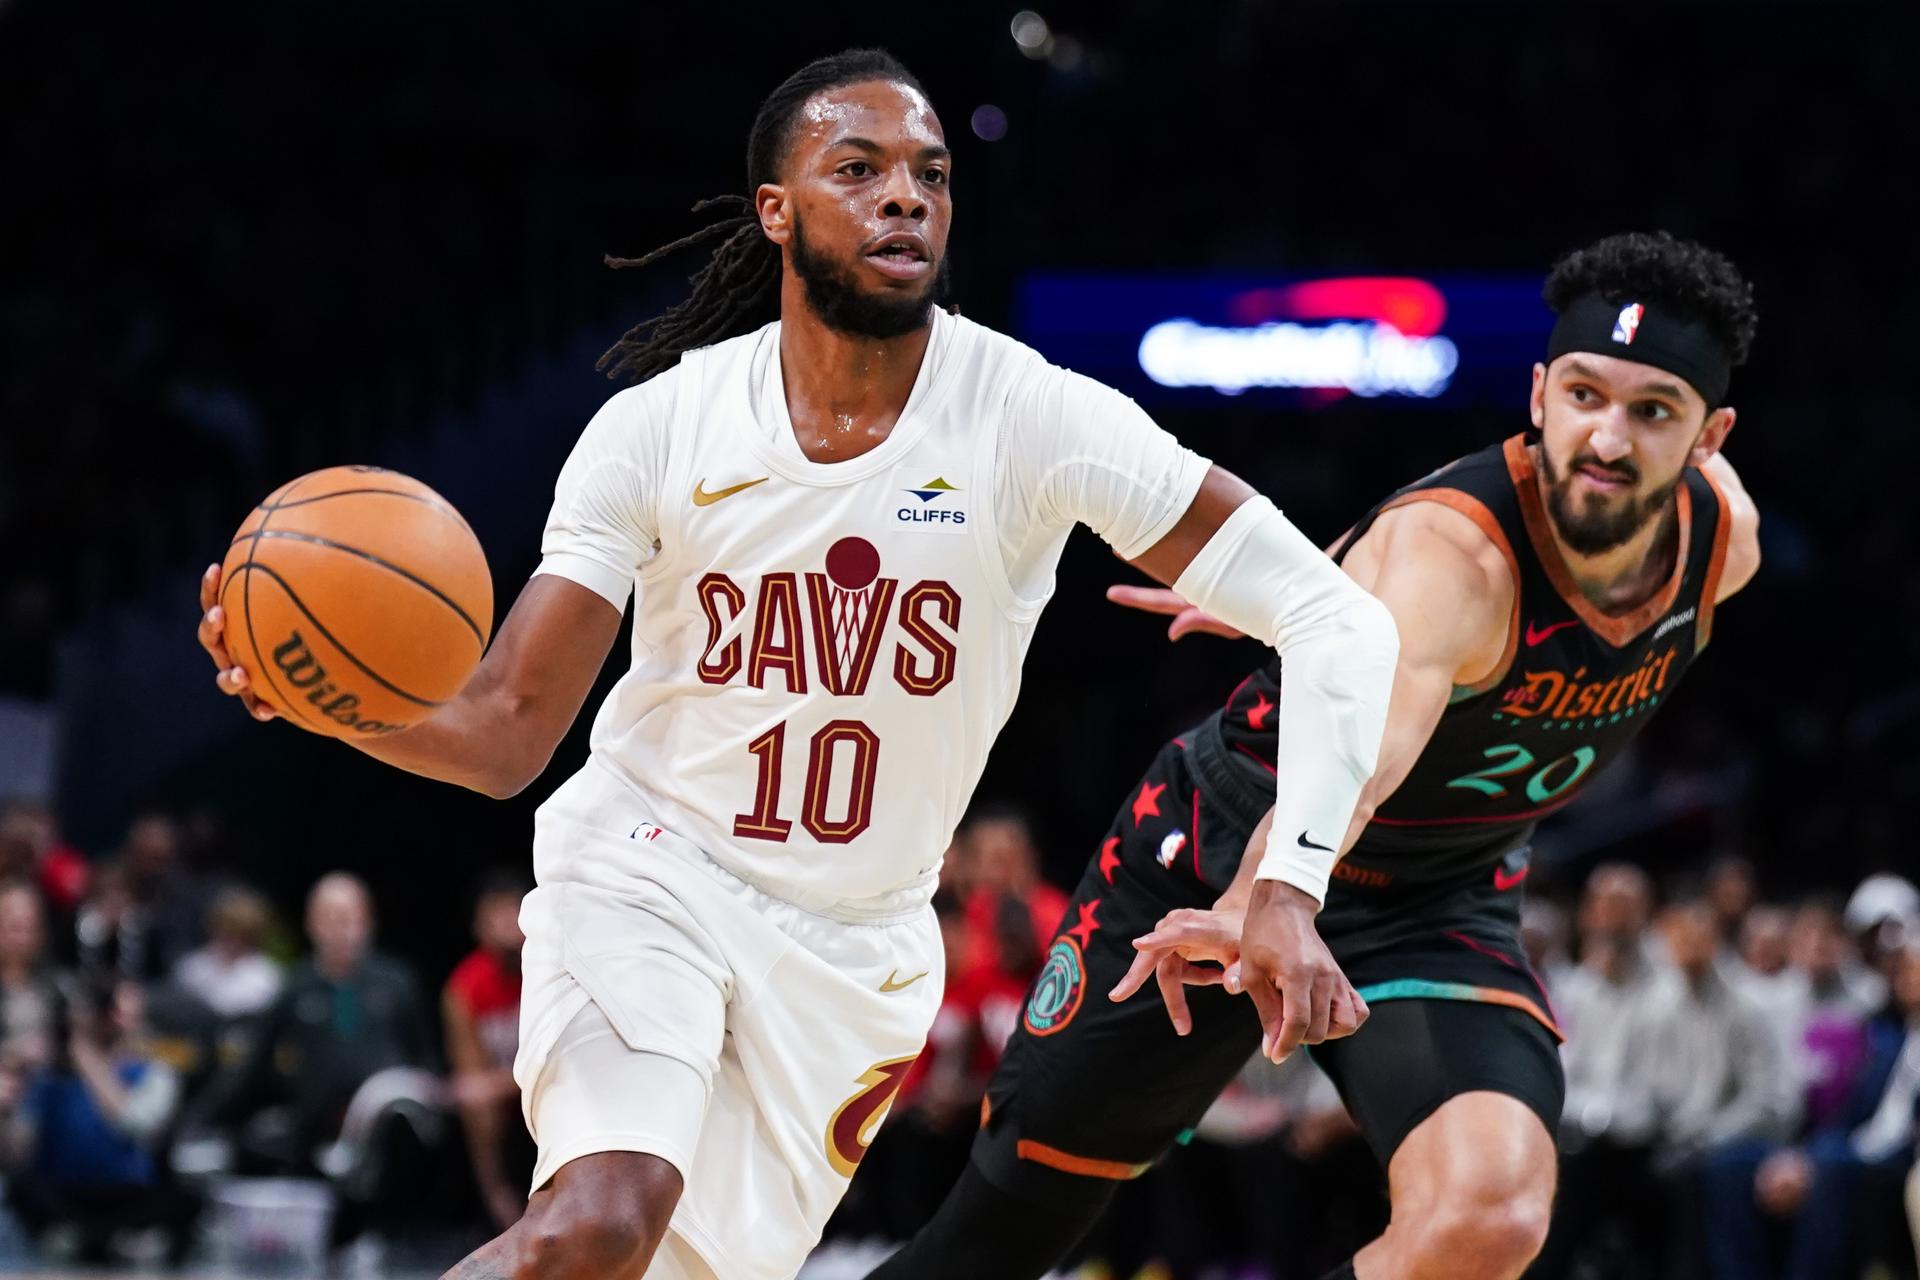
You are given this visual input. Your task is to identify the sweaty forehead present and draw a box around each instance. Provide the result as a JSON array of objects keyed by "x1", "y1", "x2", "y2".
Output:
[{"x1": 789, "y1": 80, "x2": 944, "y2": 156}]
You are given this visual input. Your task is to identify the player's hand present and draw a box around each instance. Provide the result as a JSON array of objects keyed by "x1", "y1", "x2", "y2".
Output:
[
  {"x1": 1238, "y1": 880, "x2": 1368, "y2": 1062},
  {"x1": 1109, "y1": 904, "x2": 1246, "y2": 1036},
  {"x1": 1105, "y1": 585, "x2": 1245, "y2": 642},
  {"x1": 198, "y1": 564, "x2": 276, "y2": 722}
]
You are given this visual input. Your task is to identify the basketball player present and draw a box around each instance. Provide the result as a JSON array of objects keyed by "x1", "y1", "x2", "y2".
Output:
[
  {"x1": 194, "y1": 50, "x2": 1399, "y2": 1280},
  {"x1": 865, "y1": 231, "x2": 1762, "y2": 1280}
]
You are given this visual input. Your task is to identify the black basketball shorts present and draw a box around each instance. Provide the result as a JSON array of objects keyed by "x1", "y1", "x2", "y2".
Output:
[{"x1": 974, "y1": 734, "x2": 1566, "y2": 1196}]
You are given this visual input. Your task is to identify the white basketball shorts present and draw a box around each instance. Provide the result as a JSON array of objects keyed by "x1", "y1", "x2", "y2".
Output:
[{"x1": 513, "y1": 808, "x2": 942, "y2": 1280}]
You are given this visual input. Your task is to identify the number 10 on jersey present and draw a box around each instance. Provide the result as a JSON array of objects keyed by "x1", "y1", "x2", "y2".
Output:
[{"x1": 734, "y1": 720, "x2": 880, "y2": 843}]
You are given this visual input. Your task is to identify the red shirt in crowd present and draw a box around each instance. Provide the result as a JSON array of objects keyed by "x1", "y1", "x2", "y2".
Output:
[{"x1": 444, "y1": 948, "x2": 522, "y2": 1071}]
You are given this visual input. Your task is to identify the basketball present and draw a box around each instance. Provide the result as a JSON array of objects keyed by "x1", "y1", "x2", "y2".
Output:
[{"x1": 218, "y1": 466, "x2": 493, "y2": 739}]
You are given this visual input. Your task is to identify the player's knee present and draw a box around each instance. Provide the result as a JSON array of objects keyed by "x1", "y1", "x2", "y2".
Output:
[
  {"x1": 1404, "y1": 1186, "x2": 1551, "y2": 1280},
  {"x1": 516, "y1": 1157, "x2": 681, "y2": 1279}
]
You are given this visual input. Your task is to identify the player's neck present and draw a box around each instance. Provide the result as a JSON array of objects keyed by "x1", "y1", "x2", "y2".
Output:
[
  {"x1": 1550, "y1": 490, "x2": 1681, "y2": 615},
  {"x1": 777, "y1": 298, "x2": 934, "y2": 465}
]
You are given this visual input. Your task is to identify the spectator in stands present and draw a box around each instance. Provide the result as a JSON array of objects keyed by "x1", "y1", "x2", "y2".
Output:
[
  {"x1": 958, "y1": 808, "x2": 1066, "y2": 984},
  {"x1": 0, "y1": 974, "x2": 194, "y2": 1263},
  {"x1": 1785, "y1": 897, "x2": 1881, "y2": 1132},
  {"x1": 1654, "y1": 897, "x2": 1799, "y2": 1160},
  {"x1": 1847, "y1": 873, "x2": 1920, "y2": 996},
  {"x1": 173, "y1": 887, "x2": 282, "y2": 1020},
  {"x1": 443, "y1": 870, "x2": 530, "y2": 1231},
  {"x1": 1740, "y1": 905, "x2": 1793, "y2": 985},
  {"x1": 119, "y1": 812, "x2": 211, "y2": 981},
  {"x1": 1705, "y1": 853, "x2": 1760, "y2": 950},
  {"x1": 0, "y1": 801, "x2": 88, "y2": 919},
  {"x1": 199, "y1": 872, "x2": 434, "y2": 1170},
  {"x1": 1540, "y1": 862, "x2": 1673, "y2": 1275},
  {"x1": 0, "y1": 882, "x2": 57, "y2": 1071},
  {"x1": 1702, "y1": 940, "x2": 1920, "y2": 1279}
]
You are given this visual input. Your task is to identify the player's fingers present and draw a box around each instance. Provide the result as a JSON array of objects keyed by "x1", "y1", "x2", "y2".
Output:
[
  {"x1": 1303, "y1": 972, "x2": 1333, "y2": 1046},
  {"x1": 200, "y1": 564, "x2": 220, "y2": 614},
  {"x1": 1109, "y1": 949, "x2": 1159, "y2": 1002},
  {"x1": 1246, "y1": 975, "x2": 1285, "y2": 1059},
  {"x1": 1271, "y1": 969, "x2": 1313, "y2": 1061},
  {"x1": 1327, "y1": 984, "x2": 1365, "y2": 1039},
  {"x1": 198, "y1": 605, "x2": 233, "y2": 670},
  {"x1": 1105, "y1": 585, "x2": 1190, "y2": 617},
  {"x1": 1223, "y1": 959, "x2": 1244, "y2": 995},
  {"x1": 1155, "y1": 956, "x2": 1194, "y2": 1036}
]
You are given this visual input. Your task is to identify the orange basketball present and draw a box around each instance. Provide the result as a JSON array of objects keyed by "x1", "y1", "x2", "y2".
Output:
[{"x1": 219, "y1": 466, "x2": 493, "y2": 739}]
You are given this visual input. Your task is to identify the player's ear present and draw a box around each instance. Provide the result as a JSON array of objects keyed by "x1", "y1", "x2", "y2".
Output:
[
  {"x1": 1690, "y1": 406, "x2": 1736, "y2": 467},
  {"x1": 757, "y1": 184, "x2": 792, "y2": 246},
  {"x1": 1528, "y1": 362, "x2": 1547, "y2": 430}
]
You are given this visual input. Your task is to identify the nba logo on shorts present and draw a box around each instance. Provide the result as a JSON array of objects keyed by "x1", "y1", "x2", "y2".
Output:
[{"x1": 1612, "y1": 302, "x2": 1645, "y2": 345}]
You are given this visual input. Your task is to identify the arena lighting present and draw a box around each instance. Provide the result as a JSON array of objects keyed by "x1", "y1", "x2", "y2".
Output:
[
  {"x1": 1139, "y1": 277, "x2": 1460, "y2": 398},
  {"x1": 1016, "y1": 272, "x2": 1549, "y2": 408}
]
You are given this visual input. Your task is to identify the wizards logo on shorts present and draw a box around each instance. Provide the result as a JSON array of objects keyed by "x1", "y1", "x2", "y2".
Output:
[
  {"x1": 1612, "y1": 302, "x2": 1645, "y2": 345},
  {"x1": 1024, "y1": 936, "x2": 1087, "y2": 1037}
]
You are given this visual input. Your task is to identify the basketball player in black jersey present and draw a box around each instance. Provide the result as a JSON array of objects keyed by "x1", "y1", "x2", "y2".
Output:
[{"x1": 866, "y1": 231, "x2": 1762, "y2": 1280}]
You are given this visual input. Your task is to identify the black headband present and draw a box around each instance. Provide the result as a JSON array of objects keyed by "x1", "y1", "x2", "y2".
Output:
[{"x1": 1546, "y1": 292, "x2": 1732, "y2": 407}]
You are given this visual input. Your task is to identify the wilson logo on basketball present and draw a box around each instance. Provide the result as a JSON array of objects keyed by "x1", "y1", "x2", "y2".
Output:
[
  {"x1": 695, "y1": 537, "x2": 961, "y2": 699},
  {"x1": 270, "y1": 632, "x2": 405, "y2": 736}
]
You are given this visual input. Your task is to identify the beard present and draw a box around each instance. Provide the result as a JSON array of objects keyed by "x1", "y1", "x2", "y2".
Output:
[
  {"x1": 789, "y1": 215, "x2": 949, "y2": 339},
  {"x1": 1541, "y1": 445, "x2": 1682, "y2": 556}
]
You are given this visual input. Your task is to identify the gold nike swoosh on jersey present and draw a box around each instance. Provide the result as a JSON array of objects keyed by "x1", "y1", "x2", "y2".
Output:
[
  {"x1": 880, "y1": 969, "x2": 929, "y2": 993},
  {"x1": 691, "y1": 476, "x2": 770, "y2": 506}
]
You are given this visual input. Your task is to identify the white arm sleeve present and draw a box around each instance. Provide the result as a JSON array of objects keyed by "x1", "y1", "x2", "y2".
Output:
[
  {"x1": 1172, "y1": 496, "x2": 1399, "y2": 907},
  {"x1": 997, "y1": 364, "x2": 1212, "y2": 592},
  {"x1": 534, "y1": 381, "x2": 671, "y2": 610}
]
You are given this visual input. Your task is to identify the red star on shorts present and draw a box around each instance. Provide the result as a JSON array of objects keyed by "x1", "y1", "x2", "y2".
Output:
[
  {"x1": 1247, "y1": 690, "x2": 1274, "y2": 731},
  {"x1": 1065, "y1": 899, "x2": 1101, "y2": 948},
  {"x1": 1097, "y1": 836, "x2": 1122, "y2": 885},
  {"x1": 1132, "y1": 780, "x2": 1167, "y2": 827}
]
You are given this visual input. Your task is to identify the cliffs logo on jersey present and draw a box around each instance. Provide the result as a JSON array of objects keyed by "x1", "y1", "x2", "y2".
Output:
[
  {"x1": 1492, "y1": 642, "x2": 1681, "y2": 728},
  {"x1": 1023, "y1": 936, "x2": 1087, "y2": 1037},
  {"x1": 1612, "y1": 303, "x2": 1645, "y2": 345},
  {"x1": 898, "y1": 476, "x2": 966, "y2": 535},
  {"x1": 696, "y1": 537, "x2": 961, "y2": 698}
]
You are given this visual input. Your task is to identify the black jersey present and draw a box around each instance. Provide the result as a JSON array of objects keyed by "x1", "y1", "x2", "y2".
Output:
[{"x1": 1189, "y1": 433, "x2": 1734, "y2": 891}]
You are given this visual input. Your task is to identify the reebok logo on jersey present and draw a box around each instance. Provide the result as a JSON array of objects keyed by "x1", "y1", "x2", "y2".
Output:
[
  {"x1": 1525, "y1": 619, "x2": 1579, "y2": 647},
  {"x1": 898, "y1": 475, "x2": 966, "y2": 534},
  {"x1": 1652, "y1": 607, "x2": 1697, "y2": 642},
  {"x1": 692, "y1": 476, "x2": 769, "y2": 506}
]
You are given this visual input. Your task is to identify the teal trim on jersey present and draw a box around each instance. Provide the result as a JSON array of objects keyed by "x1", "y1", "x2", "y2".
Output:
[{"x1": 1356, "y1": 978, "x2": 1486, "y2": 1003}]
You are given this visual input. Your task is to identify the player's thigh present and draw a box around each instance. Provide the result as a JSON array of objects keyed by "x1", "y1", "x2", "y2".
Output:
[
  {"x1": 1311, "y1": 997, "x2": 1563, "y2": 1172},
  {"x1": 980, "y1": 859, "x2": 1261, "y2": 1190},
  {"x1": 671, "y1": 901, "x2": 943, "y2": 1276}
]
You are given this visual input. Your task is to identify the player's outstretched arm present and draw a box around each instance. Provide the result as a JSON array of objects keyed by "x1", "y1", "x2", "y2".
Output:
[
  {"x1": 1116, "y1": 501, "x2": 1515, "y2": 1058},
  {"x1": 199, "y1": 568, "x2": 622, "y2": 798}
]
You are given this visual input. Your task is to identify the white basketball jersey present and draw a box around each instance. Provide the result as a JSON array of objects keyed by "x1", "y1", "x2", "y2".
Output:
[{"x1": 534, "y1": 309, "x2": 1209, "y2": 911}]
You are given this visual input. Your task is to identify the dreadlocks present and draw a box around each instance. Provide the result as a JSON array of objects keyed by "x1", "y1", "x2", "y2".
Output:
[{"x1": 597, "y1": 49, "x2": 929, "y2": 385}]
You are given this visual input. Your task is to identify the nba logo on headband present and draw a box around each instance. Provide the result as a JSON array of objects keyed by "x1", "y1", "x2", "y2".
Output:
[{"x1": 1612, "y1": 303, "x2": 1645, "y2": 345}]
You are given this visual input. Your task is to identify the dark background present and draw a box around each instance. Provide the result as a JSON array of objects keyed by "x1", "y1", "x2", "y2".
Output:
[{"x1": 3, "y1": 0, "x2": 1915, "y2": 974}]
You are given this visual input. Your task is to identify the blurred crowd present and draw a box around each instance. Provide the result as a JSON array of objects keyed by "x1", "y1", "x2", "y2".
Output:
[
  {"x1": 0, "y1": 797, "x2": 532, "y2": 1271},
  {"x1": 5, "y1": 794, "x2": 1920, "y2": 1277}
]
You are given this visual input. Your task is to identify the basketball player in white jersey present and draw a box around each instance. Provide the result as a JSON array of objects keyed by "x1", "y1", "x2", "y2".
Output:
[{"x1": 195, "y1": 49, "x2": 1398, "y2": 1280}]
